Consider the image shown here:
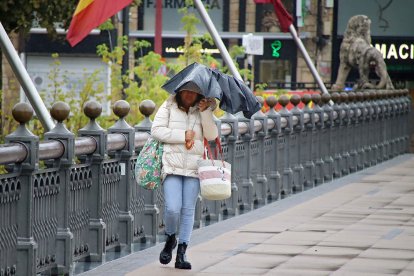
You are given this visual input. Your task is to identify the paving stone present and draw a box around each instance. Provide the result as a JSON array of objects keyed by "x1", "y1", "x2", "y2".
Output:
[
  {"x1": 265, "y1": 268, "x2": 333, "y2": 276},
  {"x1": 331, "y1": 270, "x2": 394, "y2": 276},
  {"x1": 358, "y1": 248, "x2": 414, "y2": 260},
  {"x1": 245, "y1": 244, "x2": 310, "y2": 256},
  {"x1": 199, "y1": 265, "x2": 269, "y2": 275},
  {"x1": 339, "y1": 258, "x2": 409, "y2": 273},
  {"x1": 79, "y1": 155, "x2": 414, "y2": 276}
]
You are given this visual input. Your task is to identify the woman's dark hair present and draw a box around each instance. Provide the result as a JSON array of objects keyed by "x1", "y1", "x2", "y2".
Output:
[{"x1": 175, "y1": 92, "x2": 204, "y2": 109}]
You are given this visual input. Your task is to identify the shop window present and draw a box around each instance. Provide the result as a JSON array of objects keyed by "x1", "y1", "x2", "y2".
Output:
[
  {"x1": 24, "y1": 55, "x2": 111, "y2": 115},
  {"x1": 259, "y1": 59, "x2": 291, "y2": 83}
]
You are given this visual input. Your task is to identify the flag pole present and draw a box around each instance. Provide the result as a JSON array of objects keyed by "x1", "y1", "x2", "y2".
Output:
[
  {"x1": 193, "y1": 0, "x2": 243, "y2": 81},
  {"x1": 288, "y1": 24, "x2": 329, "y2": 95},
  {"x1": 0, "y1": 23, "x2": 55, "y2": 131},
  {"x1": 121, "y1": 5, "x2": 130, "y2": 100},
  {"x1": 154, "y1": 0, "x2": 163, "y2": 54}
]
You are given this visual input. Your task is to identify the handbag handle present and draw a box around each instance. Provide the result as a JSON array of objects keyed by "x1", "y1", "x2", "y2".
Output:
[{"x1": 203, "y1": 137, "x2": 226, "y2": 168}]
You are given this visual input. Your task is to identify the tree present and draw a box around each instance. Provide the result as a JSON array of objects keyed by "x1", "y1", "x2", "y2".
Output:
[{"x1": 0, "y1": 0, "x2": 77, "y2": 35}]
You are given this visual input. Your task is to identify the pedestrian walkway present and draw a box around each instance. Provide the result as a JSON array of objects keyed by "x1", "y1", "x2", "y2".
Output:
[{"x1": 79, "y1": 154, "x2": 414, "y2": 276}]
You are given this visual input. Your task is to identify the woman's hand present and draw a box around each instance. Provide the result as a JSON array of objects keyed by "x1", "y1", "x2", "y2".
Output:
[
  {"x1": 198, "y1": 98, "x2": 215, "y2": 112},
  {"x1": 185, "y1": 130, "x2": 195, "y2": 149},
  {"x1": 185, "y1": 130, "x2": 195, "y2": 142}
]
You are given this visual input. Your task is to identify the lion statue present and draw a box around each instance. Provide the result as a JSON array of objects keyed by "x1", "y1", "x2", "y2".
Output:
[{"x1": 333, "y1": 15, "x2": 394, "y2": 90}]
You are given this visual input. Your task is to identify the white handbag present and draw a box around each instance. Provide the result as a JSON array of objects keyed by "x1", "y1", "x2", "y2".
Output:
[{"x1": 197, "y1": 138, "x2": 232, "y2": 200}]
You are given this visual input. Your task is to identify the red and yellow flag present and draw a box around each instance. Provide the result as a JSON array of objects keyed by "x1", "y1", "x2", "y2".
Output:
[{"x1": 67, "y1": 0, "x2": 132, "y2": 47}]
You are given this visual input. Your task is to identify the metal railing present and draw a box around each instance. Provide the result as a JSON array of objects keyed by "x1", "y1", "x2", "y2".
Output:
[{"x1": 0, "y1": 90, "x2": 411, "y2": 275}]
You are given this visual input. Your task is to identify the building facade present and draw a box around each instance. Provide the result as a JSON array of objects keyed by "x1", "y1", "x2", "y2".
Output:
[{"x1": 2, "y1": 0, "x2": 335, "y2": 127}]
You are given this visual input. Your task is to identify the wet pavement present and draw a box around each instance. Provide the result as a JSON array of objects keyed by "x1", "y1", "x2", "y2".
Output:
[{"x1": 77, "y1": 154, "x2": 414, "y2": 276}]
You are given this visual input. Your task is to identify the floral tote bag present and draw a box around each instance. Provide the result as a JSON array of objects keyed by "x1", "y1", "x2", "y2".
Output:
[{"x1": 135, "y1": 137, "x2": 163, "y2": 190}]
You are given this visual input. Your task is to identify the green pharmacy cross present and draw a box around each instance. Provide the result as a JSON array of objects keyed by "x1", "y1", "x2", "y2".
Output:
[{"x1": 271, "y1": 40, "x2": 282, "y2": 58}]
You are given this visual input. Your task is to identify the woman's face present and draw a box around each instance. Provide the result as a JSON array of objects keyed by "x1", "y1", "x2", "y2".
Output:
[{"x1": 179, "y1": 90, "x2": 199, "y2": 108}]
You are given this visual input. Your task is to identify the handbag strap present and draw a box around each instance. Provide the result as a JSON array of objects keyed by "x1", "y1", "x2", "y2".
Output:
[{"x1": 203, "y1": 137, "x2": 226, "y2": 168}]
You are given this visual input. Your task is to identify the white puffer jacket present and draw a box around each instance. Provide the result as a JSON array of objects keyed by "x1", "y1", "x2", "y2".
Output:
[{"x1": 151, "y1": 96, "x2": 219, "y2": 179}]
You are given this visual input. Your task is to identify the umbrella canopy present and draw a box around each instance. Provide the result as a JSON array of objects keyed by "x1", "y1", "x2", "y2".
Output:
[{"x1": 161, "y1": 62, "x2": 261, "y2": 119}]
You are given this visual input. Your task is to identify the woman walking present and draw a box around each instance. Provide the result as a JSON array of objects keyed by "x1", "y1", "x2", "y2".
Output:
[{"x1": 151, "y1": 81, "x2": 218, "y2": 269}]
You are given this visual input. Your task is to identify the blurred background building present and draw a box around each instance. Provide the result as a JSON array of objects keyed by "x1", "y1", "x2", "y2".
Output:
[{"x1": 2, "y1": 0, "x2": 413, "y2": 115}]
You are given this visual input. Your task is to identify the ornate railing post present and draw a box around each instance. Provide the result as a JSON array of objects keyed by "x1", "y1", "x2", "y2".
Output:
[
  {"x1": 403, "y1": 90, "x2": 412, "y2": 152},
  {"x1": 220, "y1": 113, "x2": 239, "y2": 216},
  {"x1": 384, "y1": 90, "x2": 393, "y2": 159},
  {"x1": 278, "y1": 95, "x2": 293, "y2": 196},
  {"x1": 311, "y1": 94, "x2": 324, "y2": 185},
  {"x1": 394, "y1": 90, "x2": 403, "y2": 155},
  {"x1": 389, "y1": 91, "x2": 398, "y2": 158},
  {"x1": 265, "y1": 96, "x2": 282, "y2": 200},
  {"x1": 251, "y1": 97, "x2": 268, "y2": 205},
  {"x1": 348, "y1": 92, "x2": 358, "y2": 173},
  {"x1": 383, "y1": 91, "x2": 392, "y2": 159},
  {"x1": 43, "y1": 102, "x2": 75, "y2": 275},
  {"x1": 339, "y1": 93, "x2": 351, "y2": 175},
  {"x1": 330, "y1": 92, "x2": 342, "y2": 178},
  {"x1": 378, "y1": 91, "x2": 387, "y2": 162},
  {"x1": 5, "y1": 103, "x2": 38, "y2": 276},
  {"x1": 363, "y1": 92, "x2": 373, "y2": 167},
  {"x1": 395, "y1": 90, "x2": 404, "y2": 154},
  {"x1": 236, "y1": 113, "x2": 254, "y2": 211},
  {"x1": 366, "y1": 92, "x2": 377, "y2": 167},
  {"x1": 321, "y1": 93, "x2": 334, "y2": 182},
  {"x1": 107, "y1": 100, "x2": 135, "y2": 248},
  {"x1": 77, "y1": 101, "x2": 107, "y2": 262},
  {"x1": 301, "y1": 94, "x2": 316, "y2": 186},
  {"x1": 290, "y1": 94, "x2": 305, "y2": 192},
  {"x1": 371, "y1": 91, "x2": 381, "y2": 165},
  {"x1": 396, "y1": 90, "x2": 406, "y2": 154},
  {"x1": 134, "y1": 100, "x2": 159, "y2": 242},
  {"x1": 356, "y1": 92, "x2": 367, "y2": 170}
]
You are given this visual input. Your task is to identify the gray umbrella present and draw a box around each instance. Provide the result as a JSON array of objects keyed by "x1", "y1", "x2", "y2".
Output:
[{"x1": 161, "y1": 62, "x2": 261, "y2": 119}]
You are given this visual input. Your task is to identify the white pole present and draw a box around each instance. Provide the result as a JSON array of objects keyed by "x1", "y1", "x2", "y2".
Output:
[
  {"x1": 0, "y1": 23, "x2": 55, "y2": 131},
  {"x1": 289, "y1": 24, "x2": 329, "y2": 95},
  {"x1": 193, "y1": 0, "x2": 243, "y2": 81}
]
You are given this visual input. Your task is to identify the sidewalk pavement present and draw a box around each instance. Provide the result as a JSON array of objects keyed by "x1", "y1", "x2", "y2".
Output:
[{"x1": 80, "y1": 154, "x2": 414, "y2": 276}]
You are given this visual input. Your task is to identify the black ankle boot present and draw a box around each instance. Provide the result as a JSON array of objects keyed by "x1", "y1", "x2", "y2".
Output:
[
  {"x1": 175, "y1": 243, "x2": 191, "y2": 269},
  {"x1": 159, "y1": 234, "x2": 177, "y2": 265}
]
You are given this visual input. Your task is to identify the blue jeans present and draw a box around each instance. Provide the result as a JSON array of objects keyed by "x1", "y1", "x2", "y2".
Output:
[{"x1": 163, "y1": 175, "x2": 200, "y2": 244}]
